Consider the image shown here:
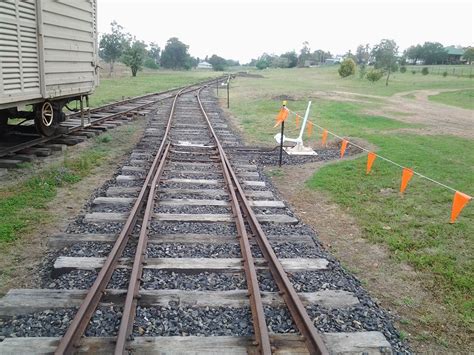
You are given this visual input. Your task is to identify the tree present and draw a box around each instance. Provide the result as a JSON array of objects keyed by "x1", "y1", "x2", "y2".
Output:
[
  {"x1": 366, "y1": 69, "x2": 383, "y2": 82},
  {"x1": 208, "y1": 54, "x2": 227, "y2": 71},
  {"x1": 148, "y1": 42, "x2": 161, "y2": 65},
  {"x1": 280, "y1": 51, "x2": 298, "y2": 68},
  {"x1": 160, "y1": 37, "x2": 191, "y2": 70},
  {"x1": 404, "y1": 44, "x2": 423, "y2": 64},
  {"x1": 99, "y1": 21, "x2": 129, "y2": 76},
  {"x1": 122, "y1": 39, "x2": 147, "y2": 76},
  {"x1": 463, "y1": 47, "x2": 474, "y2": 64},
  {"x1": 344, "y1": 50, "x2": 357, "y2": 63},
  {"x1": 338, "y1": 58, "x2": 356, "y2": 77},
  {"x1": 419, "y1": 42, "x2": 448, "y2": 65},
  {"x1": 355, "y1": 44, "x2": 370, "y2": 65},
  {"x1": 371, "y1": 39, "x2": 398, "y2": 86},
  {"x1": 255, "y1": 59, "x2": 269, "y2": 70},
  {"x1": 298, "y1": 41, "x2": 311, "y2": 66},
  {"x1": 313, "y1": 49, "x2": 331, "y2": 64}
]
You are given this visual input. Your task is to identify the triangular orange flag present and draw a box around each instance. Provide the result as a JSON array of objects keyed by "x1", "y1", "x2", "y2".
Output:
[
  {"x1": 273, "y1": 107, "x2": 289, "y2": 128},
  {"x1": 295, "y1": 114, "x2": 300, "y2": 128},
  {"x1": 306, "y1": 121, "x2": 313, "y2": 137},
  {"x1": 400, "y1": 168, "x2": 414, "y2": 193},
  {"x1": 340, "y1": 139, "x2": 349, "y2": 158},
  {"x1": 366, "y1": 152, "x2": 376, "y2": 174},
  {"x1": 321, "y1": 129, "x2": 328, "y2": 146},
  {"x1": 450, "y1": 191, "x2": 472, "y2": 223}
]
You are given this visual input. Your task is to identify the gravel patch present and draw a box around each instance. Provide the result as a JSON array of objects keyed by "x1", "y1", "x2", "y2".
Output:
[
  {"x1": 147, "y1": 243, "x2": 241, "y2": 258},
  {"x1": 150, "y1": 221, "x2": 237, "y2": 235}
]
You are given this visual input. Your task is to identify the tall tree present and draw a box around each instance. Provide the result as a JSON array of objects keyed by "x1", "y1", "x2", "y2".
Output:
[
  {"x1": 355, "y1": 44, "x2": 370, "y2": 65},
  {"x1": 208, "y1": 54, "x2": 227, "y2": 71},
  {"x1": 404, "y1": 44, "x2": 423, "y2": 64},
  {"x1": 160, "y1": 37, "x2": 191, "y2": 70},
  {"x1": 419, "y1": 42, "x2": 448, "y2": 65},
  {"x1": 148, "y1": 42, "x2": 161, "y2": 64},
  {"x1": 280, "y1": 51, "x2": 298, "y2": 68},
  {"x1": 99, "y1": 21, "x2": 129, "y2": 76},
  {"x1": 122, "y1": 39, "x2": 147, "y2": 76},
  {"x1": 372, "y1": 39, "x2": 398, "y2": 86},
  {"x1": 463, "y1": 47, "x2": 474, "y2": 64},
  {"x1": 298, "y1": 41, "x2": 311, "y2": 66}
]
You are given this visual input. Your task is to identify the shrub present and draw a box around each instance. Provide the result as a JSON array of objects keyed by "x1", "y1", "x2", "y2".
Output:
[
  {"x1": 442, "y1": 71, "x2": 448, "y2": 77},
  {"x1": 143, "y1": 57, "x2": 159, "y2": 69},
  {"x1": 421, "y1": 67, "x2": 429, "y2": 75},
  {"x1": 358, "y1": 64, "x2": 367, "y2": 79},
  {"x1": 400, "y1": 66, "x2": 407, "y2": 73},
  {"x1": 366, "y1": 69, "x2": 384, "y2": 82},
  {"x1": 338, "y1": 58, "x2": 356, "y2": 78},
  {"x1": 412, "y1": 70, "x2": 416, "y2": 74}
]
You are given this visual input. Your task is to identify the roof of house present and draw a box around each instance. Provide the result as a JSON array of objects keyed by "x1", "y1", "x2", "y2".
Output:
[{"x1": 445, "y1": 46, "x2": 465, "y2": 56}]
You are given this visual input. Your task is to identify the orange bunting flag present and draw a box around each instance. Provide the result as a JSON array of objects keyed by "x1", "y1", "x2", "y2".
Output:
[
  {"x1": 321, "y1": 129, "x2": 328, "y2": 146},
  {"x1": 295, "y1": 114, "x2": 300, "y2": 128},
  {"x1": 450, "y1": 191, "x2": 472, "y2": 223},
  {"x1": 274, "y1": 107, "x2": 289, "y2": 128},
  {"x1": 306, "y1": 121, "x2": 313, "y2": 137},
  {"x1": 400, "y1": 168, "x2": 414, "y2": 193},
  {"x1": 340, "y1": 139, "x2": 349, "y2": 158},
  {"x1": 366, "y1": 152, "x2": 377, "y2": 174}
]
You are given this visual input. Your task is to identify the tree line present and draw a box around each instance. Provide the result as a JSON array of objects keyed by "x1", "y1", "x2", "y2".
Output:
[{"x1": 99, "y1": 21, "x2": 239, "y2": 76}]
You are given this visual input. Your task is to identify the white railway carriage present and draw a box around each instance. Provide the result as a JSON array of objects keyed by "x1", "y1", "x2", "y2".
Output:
[{"x1": 0, "y1": 0, "x2": 98, "y2": 136}]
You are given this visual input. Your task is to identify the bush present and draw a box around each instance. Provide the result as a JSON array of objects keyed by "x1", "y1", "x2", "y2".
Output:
[
  {"x1": 143, "y1": 57, "x2": 159, "y2": 69},
  {"x1": 358, "y1": 65, "x2": 367, "y2": 79},
  {"x1": 256, "y1": 60, "x2": 269, "y2": 70},
  {"x1": 412, "y1": 70, "x2": 416, "y2": 74},
  {"x1": 421, "y1": 67, "x2": 429, "y2": 75},
  {"x1": 400, "y1": 66, "x2": 407, "y2": 73},
  {"x1": 442, "y1": 71, "x2": 448, "y2": 77},
  {"x1": 338, "y1": 58, "x2": 356, "y2": 78},
  {"x1": 366, "y1": 69, "x2": 384, "y2": 82}
]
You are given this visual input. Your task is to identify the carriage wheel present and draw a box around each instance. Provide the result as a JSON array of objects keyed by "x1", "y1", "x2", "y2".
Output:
[{"x1": 35, "y1": 101, "x2": 59, "y2": 136}]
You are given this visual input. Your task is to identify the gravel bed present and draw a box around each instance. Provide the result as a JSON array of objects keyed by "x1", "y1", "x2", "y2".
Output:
[
  {"x1": 252, "y1": 207, "x2": 294, "y2": 215},
  {"x1": 65, "y1": 218, "x2": 125, "y2": 234},
  {"x1": 150, "y1": 221, "x2": 237, "y2": 235},
  {"x1": 91, "y1": 205, "x2": 132, "y2": 213},
  {"x1": 47, "y1": 268, "x2": 131, "y2": 290},
  {"x1": 164, "y1": 172, "x2": 221, "y2": 179},
  {"x1": 133, "y1": 305, "x2": 252, "y2": 336},
  {"x1": 251, "y1": 241, "x2": 324, "y2": 259},
  {"x1": 158, "y1": 192, "x2": 229, "y2": 201},
  {"x1": 61, "y1": 242, "x2": 136, "y2": 258},
  {"x1": 146, "y1": 243, "x2": 241, "y2": 258},
  {"x1": 160, "y1": 182, "x2": 226, "y2": 190},
  {"x1": 155, "y1": 205, "x2": 231, "y2": 215},
  {"x1": 0, "y1": 306, "x2": 121, "y2": 338},
  {"x1": 168, "y1": 164, "x2": 219, "y2": 172},
  {"x1": 261, "y1": 223, "x2": 315, "y2": 236},
  {"x1": 141, "y1": 270, "x2": 246, "y2": 290}
]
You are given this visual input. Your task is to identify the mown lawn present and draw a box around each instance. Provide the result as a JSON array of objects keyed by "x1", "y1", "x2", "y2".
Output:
[
  {"x1": 428, "y1": 89, "x2": 474, "y2": 110},
  {"x1": 226, "y1": 67, "x2": 473, "y2": 328}
]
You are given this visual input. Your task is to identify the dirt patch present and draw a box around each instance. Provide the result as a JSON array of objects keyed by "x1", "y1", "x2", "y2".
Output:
[
  {"x1": 266, "y1": 157, "x2": 473, "y2": 353},
  {"x1": 272, "y1": 95, "x2": 296, "y2": 102},
  {"x1": 0, "y1": 119, "x2": 145, "y2": 295},
  {"x1": 324, "y1": 89, "x2": 474, "y2": 139}
]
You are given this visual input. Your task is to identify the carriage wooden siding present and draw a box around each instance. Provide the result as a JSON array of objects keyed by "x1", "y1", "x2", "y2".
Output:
[{"x1": 0, "y1": 0, "x2": 98, "y2": 109}]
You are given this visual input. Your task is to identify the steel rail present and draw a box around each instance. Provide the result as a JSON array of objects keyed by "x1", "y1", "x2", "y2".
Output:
[
  {"x1": 0, "y1": 77, "x2": 225, "y2": 158},
  {"x1": 197, "y1": 86, "x2": 329, "y2": 355},
  {"x1": 195, "y1": 86, "x2": 272, "y2": 354},
  {"x1": 54, "y1": 87, "x2": 186, "y2": 355}
]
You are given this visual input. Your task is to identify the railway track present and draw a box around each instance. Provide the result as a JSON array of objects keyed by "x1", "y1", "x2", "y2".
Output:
[
  {"x1": 0, "y1": 77, "x2": 223, "y2": 165},
  {"x1": 0, "y1": 85, "x2": 404, "y2": 354}
]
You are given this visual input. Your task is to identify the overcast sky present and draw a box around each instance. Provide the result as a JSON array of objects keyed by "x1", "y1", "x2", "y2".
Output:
[{"x1": 98, "y1": 0, "x2": 473, "y2": 64}]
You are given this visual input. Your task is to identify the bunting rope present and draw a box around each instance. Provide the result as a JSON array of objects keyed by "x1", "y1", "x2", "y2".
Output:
[{"x1": 278, "y1": 106, "x2": 472, "y2": 223}]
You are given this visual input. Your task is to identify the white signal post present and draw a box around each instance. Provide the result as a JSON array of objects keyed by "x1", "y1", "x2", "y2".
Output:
[{"x1": 274, "y1": 101, "x2": 317, "y2": 156}]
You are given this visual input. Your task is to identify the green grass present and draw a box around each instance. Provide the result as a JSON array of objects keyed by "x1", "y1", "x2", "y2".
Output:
[
  {"x1": 428, "y1": 89, "x2": 474, "y2": 110},
  {"x1": 0, "y1": 132, "x2": 130, "y2": 246},
  {"x1": 90, "y1": 70, "x2": 220, "y2": 107},
  {"x1": 226, "y1": 67, "x2": 474, "y2": 327}
]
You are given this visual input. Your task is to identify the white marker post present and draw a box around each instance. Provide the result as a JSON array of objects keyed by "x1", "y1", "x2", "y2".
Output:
[{"x1": 273, "y1": 101, "x2": 317, "y2": 156}]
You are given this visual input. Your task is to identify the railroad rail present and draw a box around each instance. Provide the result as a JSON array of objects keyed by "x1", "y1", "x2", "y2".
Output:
[
  {"x1": 0, "y1": 83, "x2": 398, "y2": 354},
  {"x1": 0, "y1": 77, "x2": 223, "y2": 160}
]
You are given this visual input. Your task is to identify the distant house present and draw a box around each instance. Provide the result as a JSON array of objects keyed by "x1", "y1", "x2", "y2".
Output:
[
  {"x1": 445, "y1": 46, "x2": 465, "y2": 64},
  {"x1": 325, "y1": 56, "x2": 344, "y2": 65},
  {"x1": 197, "y1": 61, "x2": 212, "y2": 69}
]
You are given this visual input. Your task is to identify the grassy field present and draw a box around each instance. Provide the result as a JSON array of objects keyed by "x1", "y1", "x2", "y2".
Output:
[
  {"x1": 91, "y1": 69, "x2": 220, "y2": 107},
  {"x1": 405, "y1": 64, "x2": 474, "y2": 78},
  {"x1": 226, "y1": 66, "x2": 473, "y2": 347},
  {"x1": 428, "y1": 89, "x2": 474, "y2": 109}
]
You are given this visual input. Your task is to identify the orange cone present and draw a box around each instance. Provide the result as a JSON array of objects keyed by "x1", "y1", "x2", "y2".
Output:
[
  {"x1": 366, "y1": 152, "x2": 377, "y2": 174},
  {"x1": 307, "y1": 121, "x2": 313, "y2": 137},
  {"x1": 321, "y1": 129, "x2": 328, "y2": 146},
  {"x1": 295, "y1": 114, "x2": 300, "y2": 128},
  {"x1": 450, "y1": 191, "x2": 472, "y2": 223},
  {"x1": 400, "y1": 168, "x2": 414, "y2": 193},
  {"x1": 340, "y1": 139, "x2": 349, "y2": 158}
]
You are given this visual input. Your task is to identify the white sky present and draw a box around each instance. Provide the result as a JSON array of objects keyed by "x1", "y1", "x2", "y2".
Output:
[{"x1": 98, "y1": 0, "x2": 474, "y2": 64}]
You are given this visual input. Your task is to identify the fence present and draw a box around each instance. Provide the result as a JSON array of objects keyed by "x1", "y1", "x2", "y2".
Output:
[{"x1": 404, "y1": 64, "x2": 474, "y2": 78}]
